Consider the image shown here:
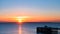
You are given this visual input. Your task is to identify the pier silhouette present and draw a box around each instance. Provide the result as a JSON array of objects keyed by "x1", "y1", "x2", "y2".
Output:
[{"x1": 37, "y1": 26, "x2": 60, "y2": 34}]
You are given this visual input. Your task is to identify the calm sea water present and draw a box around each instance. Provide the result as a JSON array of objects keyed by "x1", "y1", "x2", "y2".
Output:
[{"x1": 0, "y1": 22, "x2": 60, "y2": 34}]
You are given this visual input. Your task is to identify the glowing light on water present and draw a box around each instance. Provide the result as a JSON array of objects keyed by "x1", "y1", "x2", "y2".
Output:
[{"x1": 19, "y1": 25, "x2": 22, "y2": 34}]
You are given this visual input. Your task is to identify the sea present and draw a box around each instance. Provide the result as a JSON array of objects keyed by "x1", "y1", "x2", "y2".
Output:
[{"x1": 0, "y1": 22, "x2": 60, "y2": 34}]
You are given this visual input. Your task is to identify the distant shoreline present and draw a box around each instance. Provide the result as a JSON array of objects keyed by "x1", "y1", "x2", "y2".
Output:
[{"x1": 0, "y1": 22, "x2": 60, "y2": 23}]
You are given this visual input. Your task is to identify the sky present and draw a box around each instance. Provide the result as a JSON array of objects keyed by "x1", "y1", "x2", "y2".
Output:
[{"x1": 0, "y1": 0, "x2": 60, "y2": 22}]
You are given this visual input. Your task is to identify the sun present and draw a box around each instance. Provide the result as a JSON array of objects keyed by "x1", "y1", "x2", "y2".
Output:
[{"x1": 16, "y1": 16, "x2": 29, "y2": 23}]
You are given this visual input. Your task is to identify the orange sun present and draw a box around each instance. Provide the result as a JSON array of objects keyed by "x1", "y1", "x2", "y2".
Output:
[{"x1": 16, "y1": 16, "x2": 29, "y2": 24}]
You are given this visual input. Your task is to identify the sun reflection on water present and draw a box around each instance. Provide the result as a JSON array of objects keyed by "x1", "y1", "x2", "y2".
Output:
[{"x1": 19, "y1": 24, "x2": 22, "y2": 34}]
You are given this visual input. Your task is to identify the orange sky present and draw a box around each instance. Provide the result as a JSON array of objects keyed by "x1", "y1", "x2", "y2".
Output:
[
  {"x1": 0, "y1": 16, "x2": 60, "y2": 22},
  {"x1": 0, "y1": 0, "x2": 60, "y2": 22}
]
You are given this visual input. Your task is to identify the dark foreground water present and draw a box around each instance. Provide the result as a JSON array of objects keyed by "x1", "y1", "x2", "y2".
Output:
[{"x1": 0, "y1": 22, "x2": 60, "y2": 34}]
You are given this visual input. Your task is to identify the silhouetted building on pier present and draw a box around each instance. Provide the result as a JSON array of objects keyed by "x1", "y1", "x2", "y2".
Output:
[{"x1": 37, "y1": 26, "x2": 60, "y2": 34}]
